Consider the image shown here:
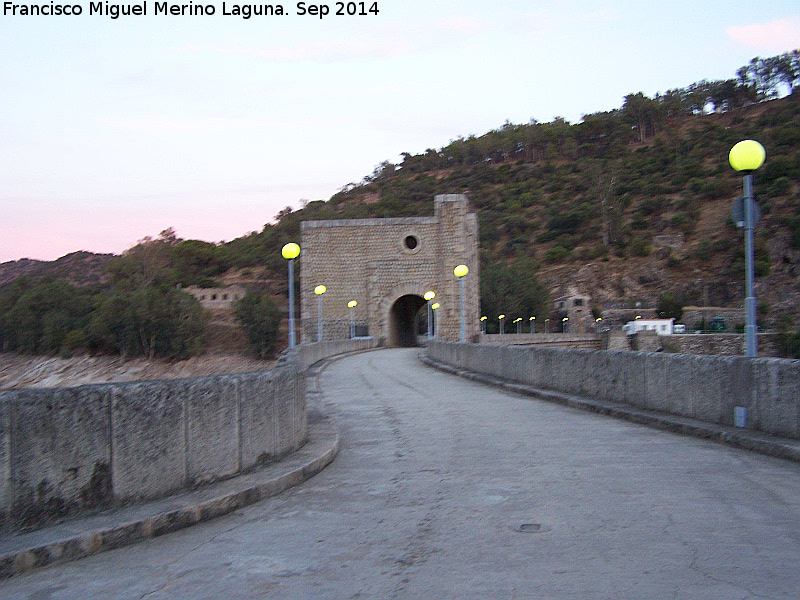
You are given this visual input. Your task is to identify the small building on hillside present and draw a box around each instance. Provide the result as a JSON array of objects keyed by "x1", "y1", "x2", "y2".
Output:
[
  {"x1": 554, "y1": 293, "x2": 592, "y2": 332},
  {"x1": 622, "y1": 318, "x2": 675, "y2": 336},
  {"x1": 184, "y1": 285, "x2": 247, "y2": 309}
]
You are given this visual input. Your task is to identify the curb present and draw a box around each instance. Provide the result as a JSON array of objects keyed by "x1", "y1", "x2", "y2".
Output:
[
  {"x1": 0, "y1": 380, "x2": 342, "y2": 580},
  {"x1": 419, "y1": 352, "x2": 800, "y2": 464}
]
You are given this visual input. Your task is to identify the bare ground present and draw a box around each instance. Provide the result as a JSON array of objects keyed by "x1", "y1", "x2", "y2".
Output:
[{"x1": 0, "y1": 352, "x2": 276, "y2": 390}]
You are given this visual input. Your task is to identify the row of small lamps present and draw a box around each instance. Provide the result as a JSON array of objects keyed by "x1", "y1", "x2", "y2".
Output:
[{"x1": 480, "y1": 315, "x2": 571, "y2": 334}]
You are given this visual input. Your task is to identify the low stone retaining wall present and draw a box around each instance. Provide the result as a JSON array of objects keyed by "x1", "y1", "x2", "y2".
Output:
[
  {"x1": 0, "y1": 338, "x2": 375, "y2": 530},
  {"x1": 427, "y1": 341, "x2": 800, "y2": 440},
  {"x1": 478, "y1": 333, "x2": 602, "y2": 350}
]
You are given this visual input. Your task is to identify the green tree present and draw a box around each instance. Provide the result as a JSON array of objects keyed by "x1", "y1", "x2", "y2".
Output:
[
  {"x1": 234, "y1": 291, "x2": 282, "y2": 359},
  {"x1": 0, "y1": 277, "x2": 95, "y2": 355},
  {"x1": 90, "y1": 285, "x2": 207, "y2": 359},
  {"x1": 657, "y1": 293, "x2": 684, "y2": 321},
  {"x1": 107, "y1": 228, "x2": 178, "y2": 286},
  {"x1": 480, "y1": 258, "x2": 549, "y2": 333}
]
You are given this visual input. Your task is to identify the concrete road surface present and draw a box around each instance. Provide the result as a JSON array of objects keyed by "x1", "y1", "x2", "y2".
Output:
[{"x1": 3, "y1": 348, "x2": 800, "y2": 599}]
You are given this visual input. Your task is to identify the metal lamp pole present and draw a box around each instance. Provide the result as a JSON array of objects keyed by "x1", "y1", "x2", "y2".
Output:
[
  {"x1": 431, "y1": 303, "x2": 440, "y2": 337},
  {"x1": 348, "y1": 300, "x2": 357, "y2": 339},
  {"x1": 729, "y1": 140, "x2": 766, "y2": 357},
  {"x1": 454, "y1": 265, "x2": 469, "y2": 343},
  {"x1": 281, "y1": 243, "x2": 300, "y2": 348},
  {"x1": 424, "y1": 291, "x2": 436, "y2": 341},
  {"x1": 314, "y1": 285, "x2": 326, "y2": 342}
]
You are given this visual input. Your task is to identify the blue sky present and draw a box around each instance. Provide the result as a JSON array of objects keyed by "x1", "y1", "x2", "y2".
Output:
[{"x1": 1, "y1": 1, "x2": 799, "y2": 262}]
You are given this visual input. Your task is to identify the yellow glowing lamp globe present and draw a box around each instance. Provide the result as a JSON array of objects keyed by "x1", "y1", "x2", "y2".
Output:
[
  {"x1": 314, "y1": 285, "x2": 326, "y2": 295},
  {"x1": 348, "y1": 300, "x2": 357, "y2": 308},
  {"x1": 454, "y1": 264, "x2": 469, "y2": 278},
  {"x1": 431, "y1": 303, "x2": 440, "y2": 310},
  {"x1": 281, "y1": 242, "x2": 300, "y2": 260},
  {"x1": 424, "y1": 291, "x2": 436, "y2": 301},
  {"x1": 729, "y1": 140, "x2": 766, "y2": 172}
]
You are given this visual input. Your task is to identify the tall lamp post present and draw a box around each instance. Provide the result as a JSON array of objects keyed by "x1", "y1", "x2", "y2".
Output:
[
  {"x1": 281, "y1": 243, "x2": 300, "y2": 348},
  {"x1": 499, "y1": 314, "x2": 505, "y2": 336},
  {"x1": 529, "y1": 316, "x2": 535, "y2": 333},
  {"x1": 348, "y1": 300, "x2": 358, "y2": 339},
  {"x1": 513, "y1": 317, "x2": 522, "y2": 334},
  {"x1": 729, "y1": 139, "x2": 766, "y2": 357},
  {"x1": 454, "y1": 265, "x2": 469, "y2": 343},
  {"x1": 424, "y1": 291, "x2": 436, "y2": 340},
  {"x1": 480, "y1": 315, "x2": 487, "y2": 334},
  {"x1": 431, "y1": 303, "x2": 440, "y2": 337},
  {"x1": 314, "y1": 285, "x2": 326, "y2": 342},
  {"x1": 562, "y1": 317, "x2": 568, "y2": 333}
]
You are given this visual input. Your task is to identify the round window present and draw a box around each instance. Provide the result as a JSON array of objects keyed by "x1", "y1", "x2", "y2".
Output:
[{"x1": 404, "y1": 235, "x2": 418, "y2": 250}]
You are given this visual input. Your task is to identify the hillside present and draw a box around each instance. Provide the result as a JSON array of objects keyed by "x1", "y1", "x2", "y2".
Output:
[
  {"x1": 0, "y1": 251, "x2": 113, "y2": 287},
  {"x1": 268, "y1": 95, "x2": 800, "y2": 331}
]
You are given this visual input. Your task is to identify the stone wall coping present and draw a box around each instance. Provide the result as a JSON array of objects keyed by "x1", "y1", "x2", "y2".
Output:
[{"x1": 301, "y1": 217, "x2": 437, "y2": 229}]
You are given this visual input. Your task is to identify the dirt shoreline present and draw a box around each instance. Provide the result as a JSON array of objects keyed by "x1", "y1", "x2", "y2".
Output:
[{"x1": 0, "y1": 352, "x2": 276, "y2": 390}]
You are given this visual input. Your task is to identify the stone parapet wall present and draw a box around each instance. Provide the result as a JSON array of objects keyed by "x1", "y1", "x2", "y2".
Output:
[
  {"x1": 427, "y1": 341, "x2": 800, "y2": 440},
  {"x1": 660, "y1": 333, "x2": 781, "y2": 357},
  {"x1": 681, "y1": 307, "x2": 745, "y2": 329},
  {"x1": 0, "y1": 338, "x2": 376, "y2": 531},
  {"x1": 479, "y1": 333, "x2": 602, "y2": 350}
]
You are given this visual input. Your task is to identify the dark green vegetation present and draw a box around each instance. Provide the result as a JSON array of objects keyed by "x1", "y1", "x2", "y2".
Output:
[
  {"x1": 0, "y1": 231, "x2": 208, "y2": 359},
  {"x1": 233, "y1": 291, "x2": 282, "y2": 359},
  {"x1": 2, "y1": 51, "x2": 799, "y2": 357}
]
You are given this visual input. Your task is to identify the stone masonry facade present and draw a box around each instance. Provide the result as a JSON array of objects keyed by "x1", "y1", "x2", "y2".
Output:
[{"x1": 300, "y1": 194, "x2": 480, "y2": 345}]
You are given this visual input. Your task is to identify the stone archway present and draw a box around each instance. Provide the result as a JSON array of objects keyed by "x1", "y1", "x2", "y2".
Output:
[{"x1": 388, "y1": 294, "x2": 427, "y2": 347}]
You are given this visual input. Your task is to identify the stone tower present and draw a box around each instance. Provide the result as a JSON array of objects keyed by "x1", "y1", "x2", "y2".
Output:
[{"x1": 299, "y1": 194, "x2": 479, "y2": 346}]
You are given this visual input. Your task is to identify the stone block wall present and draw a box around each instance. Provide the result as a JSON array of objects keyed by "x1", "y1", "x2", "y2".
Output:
[
  {"x1": 300, "y1": 195, "x2": 480, "y2": 345},
  {"x1": 428, "y1": 341, "x2": 800, "y2": 439},
  {"x1": 0, "y1": 338, "x2": 375, "y2": 530},
  {"x1": 479, "y1": 333, "x2": 602, "y2": 349}
]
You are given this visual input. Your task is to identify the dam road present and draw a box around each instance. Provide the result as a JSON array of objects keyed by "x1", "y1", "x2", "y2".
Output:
[{"x1": 2, "y1": 348, "x2": 800, "y2": 599}]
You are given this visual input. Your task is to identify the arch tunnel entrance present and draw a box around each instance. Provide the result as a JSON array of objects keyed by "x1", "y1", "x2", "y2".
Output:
[{"x1": 388, "y1": 294, "x2": 427, "y2": 347}]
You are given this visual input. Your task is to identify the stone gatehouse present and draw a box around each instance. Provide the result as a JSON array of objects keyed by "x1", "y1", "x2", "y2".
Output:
[{"x1": 300, "y1": 194, "x2": 480, "y2": 346}]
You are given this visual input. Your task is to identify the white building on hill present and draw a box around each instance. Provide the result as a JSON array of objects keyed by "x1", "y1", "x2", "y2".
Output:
[{"x1": 622, "y1": 318, "x2": 675, "y2": 336}]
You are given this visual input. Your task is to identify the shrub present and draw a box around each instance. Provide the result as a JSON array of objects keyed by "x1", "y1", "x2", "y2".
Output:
[{"x1": 234, "y1": 292, "x2": 282, "y2": 359}]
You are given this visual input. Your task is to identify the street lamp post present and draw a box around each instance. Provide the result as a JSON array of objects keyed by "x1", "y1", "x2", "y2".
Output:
[
  {"x1": 729, "y1": 139, "x2": 766, "y2": 357},
  {"x1": 499, "y1": 314, "x2": 505, "y2": 336},
  {"x1": 514, "y1": 317, "x2": 522, "y2": 334},
  {"x1": 562, "y1": 317, "x2": 568, "y2": 333},
  {"x1": 480, "y1": 316, "x2": 487, "y2": 334},
  {"x1": 424, "y1": 291, "x2": 436, "y2": 340},
  {"x1": 545, "y1": 318, "x2": 549, "y2": 333},
  {"x1": 281, "y1": 243, "x2": 300, "y2": 348},
  {"x1": 431, "y1": 303, "x2": 440, "y2": 337},
  {"x1": 529, "y1": 316, "x2": 535, "y2": 333},
  {"x1": 348, "y1": 300, "x2": 357, "y2": 339},
  {"x1": 314, "y1": 285, "x2": 326, "y2": 342},
  {"x1": 454, "y1": 265, "x2": 469, "y2": 343}
]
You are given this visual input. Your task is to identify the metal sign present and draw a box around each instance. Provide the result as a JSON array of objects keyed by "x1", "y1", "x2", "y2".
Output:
[{"x1": 731, "y1": 197, "x2": 761, "y2": 229}]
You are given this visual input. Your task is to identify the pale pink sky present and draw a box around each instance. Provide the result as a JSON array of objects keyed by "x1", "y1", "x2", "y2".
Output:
[{"x1": 1, "y1": 1, "x2": 798, "y2": 263}]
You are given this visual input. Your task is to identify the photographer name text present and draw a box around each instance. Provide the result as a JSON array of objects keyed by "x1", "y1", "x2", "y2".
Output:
[{"x1": 3, "y1": 1, "x2": 379, "y2": 19}]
